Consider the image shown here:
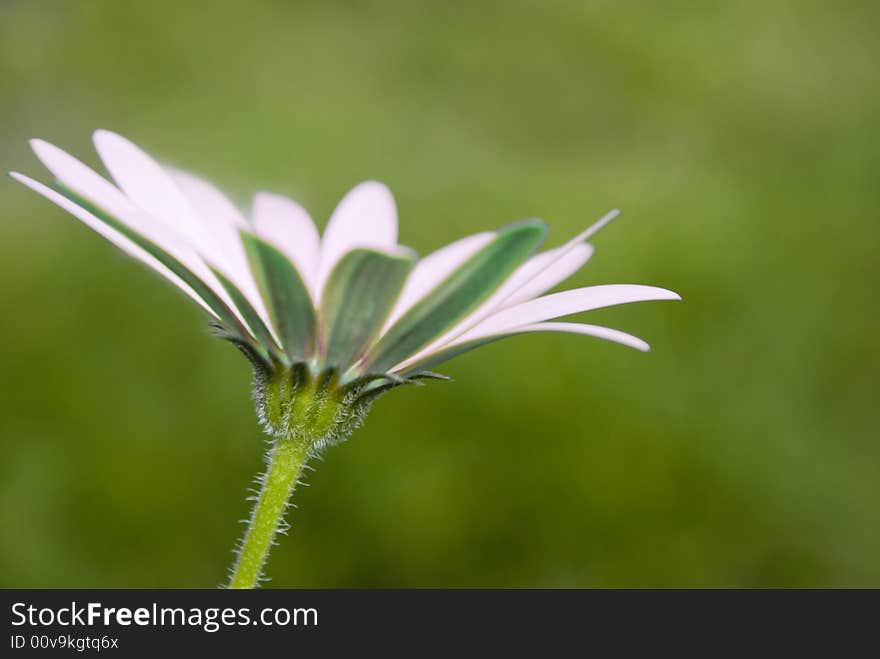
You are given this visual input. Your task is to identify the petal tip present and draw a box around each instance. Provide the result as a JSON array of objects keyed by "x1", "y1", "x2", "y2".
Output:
[
  {"x1": 251, "y1": 190, "x2": 274, "y2": 204},
  {"x1": 92, "y1": 129, "x2": 130, "y2": 153},
  {"x1": 347, "y1": 179, "x2": 394, "y2": 203},
  {"x1": 577, "y1": 209, "x2": 621, "y2": 243},
  {"x1": 28, "y1": 138, "x2": 55, "y2": 160},
  {"x1": 92, "y1": 128, "x2": 115, "y2": 142},
  {"x1": 508, "y1": 217, "x2": 548, "y2": 234},
  {"x1": 9, "y1": 171, "x2": 41, "y2": 189},
  {"x1": 360, "y1": 179, "x2": 392, "y2": 191},
  {"x1": 390, "y1": 244, "x2": 419, "y2": 261}
]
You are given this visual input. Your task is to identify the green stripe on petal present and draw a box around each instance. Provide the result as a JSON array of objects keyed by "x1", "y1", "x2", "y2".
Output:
[
  {"x1": 241, "y1": 232, "x2": 317, "y2": 364},
  {"x1": 210, "y1": 267, "x2": 286, "y2": 363},
  {"x1": 320, "y1": 248, "x2": 414, "y2": 373},
  {"x1": 361, "y1": 220, "x2": 546, "y2": 374},
  {"x1": 53, "y1": 184, "x2": 259, "y2": 352}
]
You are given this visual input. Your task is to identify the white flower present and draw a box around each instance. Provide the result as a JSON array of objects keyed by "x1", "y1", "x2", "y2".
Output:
[
  {"x1": 12, "y1": 130, "x2": 683, "y2": 588},
  {"x1": 11, "y1": 130, "x2": 679, "y2": 386}
]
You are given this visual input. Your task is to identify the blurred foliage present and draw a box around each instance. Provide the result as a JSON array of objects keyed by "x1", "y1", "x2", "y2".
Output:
[{"x1": 0, "y1": 0, "x2": 877, "y2": 587}]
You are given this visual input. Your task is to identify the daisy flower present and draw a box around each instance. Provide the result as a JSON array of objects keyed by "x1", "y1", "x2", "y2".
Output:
[{"x1": 11, "y1": 130, "x2": 680, "y2": 588}]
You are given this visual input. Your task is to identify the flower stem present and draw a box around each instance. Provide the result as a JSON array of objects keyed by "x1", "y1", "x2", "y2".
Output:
[{"x1": 228, "y1": 437, "x2": 309, "y2": 589}]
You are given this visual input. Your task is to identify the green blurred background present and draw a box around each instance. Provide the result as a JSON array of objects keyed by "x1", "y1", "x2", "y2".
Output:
[{"x1": 1, "y1": 0, "x2": 877, "y2": 588}]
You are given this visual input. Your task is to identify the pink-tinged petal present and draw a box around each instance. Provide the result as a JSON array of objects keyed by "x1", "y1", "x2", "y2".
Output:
[
  {"x1": 512, "y1": 322, "x2": 650, "y2": 351},
  {"x1": 167, "y1": 168, "x2": 279, "y2": 340},
  {"x1": 482, "y1": 209, "x2": 616, "y2": 314},
  {"x1": 168, "y1": 167, "x2": 248, "y2": 228},
  {"x1": 462, "y1": 209, "x2": 618, "y2": 320},
  {"x1": 31, "y1": 139, "x2": 211, "y2": 281},
  {"x1": 569, "y1": 208, "x2": 620, "y2": 244},
  {"x1": 93, "y1": 132, "x2": 276, "y2": 337},
  {"x1": 458, "y1": 284, "x2": 681, "y2": 339},
  {"x1": 10, "y1": 172, "x2": 217, "y2": 318},
  {"x1": 392, "y1": 321, "x2": 649, "y2": 373},
  {"x1": 93, "y1": 131, "x2": 218, "y2": 252},
  {"x1": 252, "y1": 192, "x2": 321, "y2": 297},
  {"x1": 457, "y1": 321, "x2": 650, "y2": 352},
  {"x1": 167, "y1": 168, "x2": 252, "y2": 282},
  {"x1": 382, "y1": 231, "x2": 495, "y2": 332},
  {"x1": 316, "y1": 181, "x2": 398, "y2": 300},
  {"x1": 387, "y1": 212, "x2": 619, "y2": 366},
  {"x1": 27, "y1": 140, "x2": 255, "y2": 333},
  {"x1": 30, "y1": 138, "x2": 139, "y2": 226},
  {"x1": 498, "y1": 243, "x2": 593, "y2": 309}
]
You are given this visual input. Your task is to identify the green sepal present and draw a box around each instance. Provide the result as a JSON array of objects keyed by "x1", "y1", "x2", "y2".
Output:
[
  {"x1": 253, "y1": 365, "x2": 372, "y2": 451},
  {"x1": 208, "y1": 320, "x2": 272, "y2": 373}
]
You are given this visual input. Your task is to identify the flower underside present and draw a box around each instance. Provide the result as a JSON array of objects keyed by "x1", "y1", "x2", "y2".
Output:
[
  {"x1": 12, "y1": 130, "x2": 682, "y2": 588},
  {"x1": 11, "y1": 131, "x2": 680, "y2": 403}
]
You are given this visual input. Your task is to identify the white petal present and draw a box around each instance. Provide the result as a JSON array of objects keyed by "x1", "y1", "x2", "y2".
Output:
[
  {"x1": 386, "y1": 212, "x2": 619, "y2": 367},
  {"x1": 93, "y1": 131, "x2": 219, "y2": 255},
  {"x1": 392, "y1": 321, "x2": 650, "y2": 373},
  {"x1": 31, "y1": 139, "x2": 210, "y2": 279},
  {"x1": 458, "y1": 284, "x2": 681, "y2": 339},
  {"x1": 28, "y1": 139, "x2": 253, "y2": 333},
  {"x1": 377, "y1": 253, "x2": 536, "y2": 369},
  {"x1": 481, "y1": 208, "x2": 616, "y2": 314},
  {"x1": 463, "y1": 209, "x2": 618, "y2": 321},
  {"x1": 168, "y1": 167, "x2": 248, "y2": 228},
  {"x1": 167, "y1": 168, "x2": 252, "y2": 284},
  {"x1": 382, "y1": 238, "x2": 585, "y2": 368},
  {"x1": 382, "y1": 231, "x2": 495, "y2": 332},
  {"x1": 11, "y1": 172, "x2": 217, "y2": 318},
  {"x1": 92, "y1": 131, "x2": 277, "y2": 337},
  {"x1": 167, "y1": 167, "x2": 280, "y2": 340},
  {"x1": 30, "y1": 138, "x2": 139, "y2": 225},
  {"x1": 315, "y1": 181, "x2": 398, "y2": 300},
  {"x1": 463, "y1": 322, "x2": 649, "y2": 352},
  {"x1": 252, "y1": 191, "x2": 321, "y2": 296},
  {"x1": 514, "y1": 322, "x2": 649, "y2": 351},
  {"x1": 393, "y1": 321, "x2": 651, "y2": 372},
  {"x1": 567, "y1": 208, "x2": 620, "y2": 245},
  {"x1": 498, "y1": 243, "x2": 593, "y2": 309}
]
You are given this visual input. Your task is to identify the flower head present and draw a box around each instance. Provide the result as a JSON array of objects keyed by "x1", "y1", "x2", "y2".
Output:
[
  {"x1": 12, "y1": 130, "x2": 682, "y2": 588},
  {"x1": 12, "y1": 131, "x2": 679, "y2": 443}
]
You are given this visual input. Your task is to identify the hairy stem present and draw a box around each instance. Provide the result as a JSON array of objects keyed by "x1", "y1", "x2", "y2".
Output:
[{"x1": 228, "y1": 437, "x2": 309, "y2": 589}]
